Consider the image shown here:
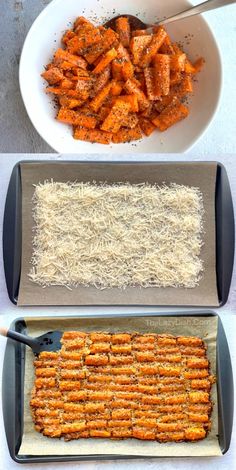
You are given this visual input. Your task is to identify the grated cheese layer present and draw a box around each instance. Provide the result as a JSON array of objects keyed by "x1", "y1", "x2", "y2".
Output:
[{"x1": 29, "y1": 181, "x2": 204, "y2": 289}]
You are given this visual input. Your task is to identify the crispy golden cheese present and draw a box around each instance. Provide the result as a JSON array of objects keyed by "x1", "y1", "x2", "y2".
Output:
[{"x1": 30, "y1": 332, "x2": 215, "y2": 442}]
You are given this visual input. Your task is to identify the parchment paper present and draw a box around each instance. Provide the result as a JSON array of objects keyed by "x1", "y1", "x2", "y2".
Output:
[
  {"x1": 18, "y1": 162, "x2": 218, "y2": 306},
  {"x1": 19, "y1": 314, "x2": 221, "y2": 457}
]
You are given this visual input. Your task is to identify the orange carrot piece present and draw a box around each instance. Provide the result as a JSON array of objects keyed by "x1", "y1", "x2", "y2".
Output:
[
  {"x1": 68, "y1": 20, "x2": 101, "y2": 53},
  {"x1": 121, "y1": 113, "x2": 139, "y2": 129},
  {"x1": 110, "y1": 80, "x2": 123, "y2": 96},
  {"x1": 74, "y1": 16, "x2": 94, "y2": 30},
  {"x1": 60, "y1": 78, "x2": 74, "y2": 89},
  {"x1": 93, "y1": 48, "x2": 118, "y2": 74},
  {"x1": 74, "y1": 127, "x2": 112, "y2": 144},
  {"x1": 152, "y1": 100, "x2": 189, "y2": 131},
  {"x1": 62, "y1": 30, "x2": 76, "y2": 45},
  {"x1": 122, "y1": 61, "x2": 134, "y2": 81},
  {"x1": 170, "y1": 71, "x2": 182, "y2": 86},
  {"x1": 112, "y1": 60, "x2": 124, "y2": 80},
  {"x1": 154, "y1": 95, "x2": 178, "y2": 113},
  {"x1": 84, "y1": 29, "x2": 118, "y2": 64},
  {"x1": 75, "y1": 78, "x2": 91, "y2": 100},
  {"x1": 112, "y1": 125, "x2": 142, "y2": 143},
  {"x1": 59, "y1": 96, "x2": 84, "y2": 109},
  {"x1": 153, "y1": 54, "x2": 170, "y2": 97},
  {"x1": 57, "y1": 108, "x2": 97, "y2": 128},
  {"x1": 130, "y1": 35, "x2": 152, "y2": 65},
  {"x1": 100, "y1": 99, "x2": 131, "y2": 133},
  {"x1": 97, "y1": 105, "x2": 112, "y2": 122},
  {"x1": 115, "y1": 17, "x2": 131, "y2": 47},
  {"x1": 117, "y1": 95, "x2": 139, "y2": 112},
  {"x1": 143, "y1": 68, "x2": 159, "y2": 101},
  {"x1": 54, "y1": 49, "x2": 87, "y2": 69},
  {"x1": 140, "y1": 28, "x2": 167, "y2": 67},
  {"x1": 139, "y1": 117, "x2": 156, "y2": 136},
  {"x1": 170, "y1": 53, "x2": 186, "y2": 72},
  {"x1": 184, "y1": 59, "x2": 196, "y2": 74},
  {"x1": 173, "y1": 75, "x2": 193, "y2": 96},
  {"x1": 41, "y1": 67, "x2": 64, "y2": 85},
  {"x1": 124, "y1": 78, "x2": 149, "y2": 111},
  {"x1": 45, "y1": 87, "x2": 84, "y2": 99},
  {"x1": 67, "y1": 28, "x2": 101, "y2": 54},
  {"x1": 159, "y1": 35, "x2": 174, "y2": 55},
  {"x1": 91, "y1": 66, "x2": 111, "y2": 97},
  {"x1": 89, "y1": 82, "x2": 112, "y2": 112},
  {"x1": 116, "y1": 43, "x2": 131, "y2": 61},
  {"x1": 193, "y1": 57, "x2": 205, "y2": 73}
]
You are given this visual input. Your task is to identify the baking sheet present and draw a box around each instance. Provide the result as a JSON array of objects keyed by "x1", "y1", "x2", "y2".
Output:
[
  {"x1": 18, "y1": 162, "x2": 218, "y2": 306},
  {"x1": 19, "y1": 314, "x2": 221, "y2": 457}
]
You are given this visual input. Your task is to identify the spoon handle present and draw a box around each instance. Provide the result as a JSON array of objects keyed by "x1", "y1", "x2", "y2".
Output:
[
  {"x1": 0, "y1": 326, "x2": 38, "y2": 351},
  {"x1": 160, "y1": 0, "x2": 236, "y2": 25}
]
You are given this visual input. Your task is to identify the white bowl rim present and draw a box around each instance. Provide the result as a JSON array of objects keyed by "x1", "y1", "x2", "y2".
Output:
[{"x1": 19, "y1": 0, "x2": 223, "y2": 154}]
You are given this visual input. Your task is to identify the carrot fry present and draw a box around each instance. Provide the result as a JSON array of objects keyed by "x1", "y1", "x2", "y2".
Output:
[
  {"x1": 110, "y1": 80, "x2": 124, "y2": 96},
  {"x1": 159, "y1": 35, "x2": 175, "y2": 55},
  {"x1": 170, "y1": 53, "x2": 186, "y2": 72},
  {"x1": 130, "y1": 35, "x2": 152, "y2": 65},
  {"x1": 62, "y1": 30, "x2": 76, "y2": 45},
  {"x1": 84, "y1": 29, "x2": 118, "y2": 64},
  {"x1": 153, "y1": 54, "x2": 170, "y2": 97},
  {"x1": 41, "y1": 67, "x2": 64, "y2": 85},
  {"x1": 122, "y1": 61, "x2": 134, "y2": 81},
  {"x1": 121, "y1": 113, "x2": 139, "y2": 129},
  {"x1": 124, "y1": 79, "x2": 149, "y2": 111},
  {"x1": 93, "y1": 48, "x2": 117, "y2": 74},
  {"x1": 139, "y1": 117, "x2": 156, "y2": 136},
  {"x1": 112, "y1": 125, "x2": 142, "y2": 143},
  {"x1": 140, "y1": 28, "x2": 167, "y2": 67},
  {"x1": 112, "y1": 60, "x2": 124, "y2": 80},
  {"x1": 144, "y1": 68, "x2": 160, "y2": 101},
  {"x1": 91, "y1": 66, "x2": 111, "y2": 97},
  {"x1": 54, "y1": 49, "x2": 87, "y2": 69},
  {"x1": 115, "y1": 17, "x2": 131, "y2": 47},
  {"x1": 116, "y1": 43, "x2": 131, "y2": 61},
  {"x1": 152, "y1": 100, "x2": 189, "y2": 131},
  {"x1": 57, "y1": 108, "x2": 97, "y2": 128},
  {"x1": 172, "y1": 75, "x2": 193, "y2": 97},
  {"x1": 116, "y1": 95, "x2": 139, "y2": 112},
  {"x1": 101, "y1": 99, "x2": 131, "y2": 133},
  {"x1": 89, "y1": 82, "x2": 112, "y2": 112},
  {"x1": 59, "y1": 96, "x2": 84, "y2": 109},
  {"x1": 74, "y1": 127, "x2": 111, "y2": 144}
]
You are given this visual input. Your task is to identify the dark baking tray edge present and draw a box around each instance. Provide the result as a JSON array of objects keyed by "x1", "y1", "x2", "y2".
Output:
[
  {"x1": 2, "y1": 160, "x2": 235, "y2": 307},
  {"x1": 2, "y1": 311, "x2": 234, "y2": 463}
]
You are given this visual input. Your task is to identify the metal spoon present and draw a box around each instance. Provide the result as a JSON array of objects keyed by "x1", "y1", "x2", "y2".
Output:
[
  {"x1": 0, "y1": 326, "x2": 62, "y2": 355},
  {"x1": 105, "y1": 0, "x2": 236, "y2": 31}
]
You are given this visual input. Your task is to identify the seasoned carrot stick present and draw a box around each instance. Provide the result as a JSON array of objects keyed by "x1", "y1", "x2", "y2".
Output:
[
  {"x1": 152, "y1": 100, "x2": 189, "y2": 131},
  {"x1": 93, "y1": 48, "x2": 118, "y2": 74},
  {"x1": 74, "y1": 127, "x2": 112, "y2": 144},
  {"x1": 153, "y1": 54, "x2": 170, "y2": 97},
  {"x1": 115, "y1": 17, "x2": 131, "y2": 47},
  {"x1": 140, "y1": 28, "x2": 167, "y2": 67}
]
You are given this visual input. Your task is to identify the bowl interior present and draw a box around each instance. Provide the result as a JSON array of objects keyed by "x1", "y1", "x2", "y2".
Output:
[{"x1": 19, "y1": 0, "x2": 222, "y2": 153}]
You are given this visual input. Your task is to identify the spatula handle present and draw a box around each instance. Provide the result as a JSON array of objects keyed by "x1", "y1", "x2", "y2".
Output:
[
  {"x1": 0, "y1": 327, "x2": 38, "y2": 351},
  {"x1": 161, "y1": 0, "x2": 236, "y2": 25}
]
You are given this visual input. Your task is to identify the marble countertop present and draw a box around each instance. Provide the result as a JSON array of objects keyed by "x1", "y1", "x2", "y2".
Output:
[
  {"x1": 0, "y1": 153, "x2": 235, "y2": 470},
  {"x1": 0, "y1": 0, "x2": 236, "y2": 154}
]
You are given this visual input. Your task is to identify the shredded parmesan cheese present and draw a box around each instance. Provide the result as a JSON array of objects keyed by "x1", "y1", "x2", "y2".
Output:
[{"x1": 29, "y1": 181, "x2": 204, "y2": 289}]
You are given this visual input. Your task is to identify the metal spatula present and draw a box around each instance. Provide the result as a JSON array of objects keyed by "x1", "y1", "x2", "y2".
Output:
[
  {"x1": 0, "y1": 327, "x2": 62, "y2": 355},
  {"x1": 105, "y1": 0, "x2": 236, "y2": 31}
]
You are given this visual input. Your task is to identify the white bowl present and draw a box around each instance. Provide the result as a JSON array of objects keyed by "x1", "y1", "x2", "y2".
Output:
[{"x1": 19, "y1": 0, "x2": 222, "y2": 153}]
